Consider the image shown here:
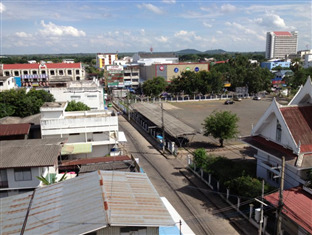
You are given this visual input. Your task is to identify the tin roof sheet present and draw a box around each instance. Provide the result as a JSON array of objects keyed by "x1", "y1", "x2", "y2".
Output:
[
  {"x1": 131, "y1": 103, "x2": 196, "y2": 137},
  {"x1": 0, "y1": 138, "x2": 66, "y2": 169},
  {"x1": 0, "y1": 171, "x2": 174, "y2": 234},
  {"x1": 280, "y1": 106, "x2": 312, "y2": 153},
  {"x1": 0, "y1": 123, "x2": 31, "y2": 136},
  {"x1": 264, "y1": 187, "x2": 312, "y2": 234},
  {"x1": 0, "y1": 191, "x2": 33, "y2": 235}
]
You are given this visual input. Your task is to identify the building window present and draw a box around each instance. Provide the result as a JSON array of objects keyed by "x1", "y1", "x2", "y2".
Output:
[
  {"x1": 14, "y1": 71, "x2": 19, "y2": 76},
  {"x1": 70, "y1": 95, "x2": 81, "y2": 99},
  {"x1": 0, "y1": 169, "x2": 8, "y2": 188},
  {"x1": 76, "y1": 76, "x2": 80, "y2": 81},
  {"x1": 23, "y1": 71, "x2": 28, "y2": 75},
  {"x1": 5, "y1": 71, "x2": 10, "y2": 76},
  {"x1": 68, "y1": 70, "x2": 72, "y2": 75},
  {"x1": 87, "y1": 95, "x2": 97, "y2": 98},
  {"x1": 50, "y1": 70, "x2": 55, "y2": 75},
  {"x1": 59, "y1": 70, "x2": 64, "y2": 76},
  {"x1": 14, "y1": 168, "x2": 32, "y2": 181},
  {"x1": 276, "y1": 120, "x2": 282, "y2": 142},
  {"x1": 0, "y1": 82, "x2": 3, "y2": 86},
  {"x1": 76, "y1": 69, "x2": 80, "y2": 75},
  {"x1": 41, "y1": 70, "x2": 46, "y2": 75},
  {"x1": 32, "y1": 70, "x2": 37, "y2": 75}
]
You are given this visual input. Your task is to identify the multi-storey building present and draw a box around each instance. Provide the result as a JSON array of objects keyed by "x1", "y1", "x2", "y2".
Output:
[
  {"x1": 40, "y1": 102, "x2": 122, "y2": 159},
  {"x1": 96, "y1": 53, "x2": 118, "y2": 69},
  {"x1": 265, "y1": 31, "x2": 298, "y2": 59},
  {"x1": 0, "y1": 76, "x2": 16, "y2": 92},
  {"x1": 1, "y1": 62, "x2": 85, "y2": 88},
  {"x1": 132, "y1": 52, "x2": 179, "y2": 66},
  {"x1": 123, "y1": 65, "x2": 140, "y2": 88},
  {"x1": 140, "y1": 62, "x2": 210, "y2": 82}
]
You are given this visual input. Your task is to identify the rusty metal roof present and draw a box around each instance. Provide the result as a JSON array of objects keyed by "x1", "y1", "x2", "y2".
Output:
[
  {"x1": 0, "y1": 138, "x2": 66, "y2": 169},
  {"x1": 281, "y1": 106, "x2": 312, "y2": 153},
  {"x1": 131, "y1": 102, "x2": 197, "y2": 137},
  {"x1": 0, "y1": 171, "x2": 174, "y2": 234},
  {"x1": 0, "y1": 123, "x2": 31, "y2": 136}
]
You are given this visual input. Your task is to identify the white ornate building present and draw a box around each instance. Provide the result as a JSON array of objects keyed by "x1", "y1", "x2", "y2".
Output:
[{"x1": 244, "y1": 77, "x2": 312, "y2": 189}]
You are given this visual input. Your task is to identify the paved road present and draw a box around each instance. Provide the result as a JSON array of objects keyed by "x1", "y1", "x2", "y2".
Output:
[{"x1": 118, "y1": 114, "x2": 258, "y2": 235}]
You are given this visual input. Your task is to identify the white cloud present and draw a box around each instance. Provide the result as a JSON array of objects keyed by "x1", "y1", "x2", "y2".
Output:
[
  {"x1": 203, "y1": 22, "x2": 212, "y2": 28},
  {"x1": 162, "y1": 0, "x2": 176, "y2": 4},
  {"x1": 174, "y1": 30, "x2": 204, "y2": 42},
  {"x1": 254, "y1": 12, "x2": 290, "y2": 29},
  {"x1": 137, "y1": 3, "x2": 163, "y2": 14},
  {"x1": 39, "y1": 20, "x2": 86, "y2": 37},
  {"x1": 15, "y1": 32, "x2": 32, "y2": 38},
  {"x1": 217, "y1": 31, "x2": 223, "y2": 34},
  {"x1": 220, "y1": 4, "x2": 236, "y2": 13},
  {"x1": 174, "y1": 30, "x2": 188, "y2": 37},
  {"x1": 0, "y1": 2, "x2": 6, "y2": 13},
  {"x1": 156, "y1": 36, "x2": 168, "y2": 43}
]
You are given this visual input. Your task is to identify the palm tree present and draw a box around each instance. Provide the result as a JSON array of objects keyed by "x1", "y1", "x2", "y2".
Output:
[{"x1": 36, "y1": 173, "x2": 67, "y2": 185}]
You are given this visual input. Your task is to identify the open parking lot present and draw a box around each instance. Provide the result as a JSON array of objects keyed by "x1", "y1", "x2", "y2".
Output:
[{"x1": 163, "y1": 97, "x2": 272, "y2": 146}]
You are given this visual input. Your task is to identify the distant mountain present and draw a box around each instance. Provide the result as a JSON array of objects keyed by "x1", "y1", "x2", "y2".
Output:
[
  {"x1": 203, "y1": 49, "x2": 227, "y2": 54},
  {"x1": 175, "y1": 49, "x2": 203, "y2": 55}
]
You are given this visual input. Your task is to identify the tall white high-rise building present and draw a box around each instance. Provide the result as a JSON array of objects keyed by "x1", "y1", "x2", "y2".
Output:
[{"x1": 265, "y1": 31, "x2": 298, "y2": 59}]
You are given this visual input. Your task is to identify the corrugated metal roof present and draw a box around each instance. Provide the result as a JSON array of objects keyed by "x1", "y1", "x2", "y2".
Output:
[
  {"x1": 131, "y1": 103, "x2": 197, "y2": 137},
  {"x1": 0, "y1": 171, "x2": 174, "y2": 234},
  {"x1": 0, "y1": 138, "x2": 66, "y2": 169},
  {"x1": 0, "y1": 191, "x2": 33, "y2": 235},
  {"x1": 281, "y1": 106, "x2": 312, "y2": 152},
  {"x1": 0, "y1": 123, "x2": 31, "y2": 136},
  {"x1": 264, "y1": 187, "x2": 312, "y2": 234},
  {"x1": 273, "y1": 31, "x2": 292, "y2": 36}
]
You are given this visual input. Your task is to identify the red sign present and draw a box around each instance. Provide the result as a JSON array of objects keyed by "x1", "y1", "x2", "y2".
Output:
[{"x1": 159, "y1": 65, "x2": 164, "y2": 71}]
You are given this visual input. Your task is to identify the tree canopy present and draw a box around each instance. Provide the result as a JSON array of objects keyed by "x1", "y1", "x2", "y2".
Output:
[
  {"x1": 65, "y1": 100, "x2": 91, "y2": 111},
  {"x1": 0, "y1": 89, "x2": 55, "y2": 118},
  {"x1": 202, "y1": 111, "x2": 239, "y2": 147},
  {"x1": 142, "y1": 76, "x2": 167, "y2": 97}
]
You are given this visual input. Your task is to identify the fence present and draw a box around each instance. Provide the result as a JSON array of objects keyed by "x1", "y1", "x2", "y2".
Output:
[{"x1": 187, "y1": 157, "x2": 270, "y2": 234}]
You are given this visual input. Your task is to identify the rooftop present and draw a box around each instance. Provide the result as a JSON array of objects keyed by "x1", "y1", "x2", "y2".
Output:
[
  {"x1": 0, "y1": 138, "x2": 66, "y2": 169},
  {"x1": 264, "y1": 187, "x2": 312, "y2": 234},
  {"x1": 131, "y1": 102, "x2": 197, "y2": 138},
  {"x1": 0, "y1": 123, "x2": 31, "y2": 136},
  {"x1": 41, "y1": 102, "x2": 67, "y2": 109},
  {"x1": 273, "y1": 31, "x2": 292, "y2": 36},
  {"x1": 280, "y1": 106, "x2": 312, "y2": 153},
  {"x1": 3, "y1": 63, "x2": 81, "y2": 70},
  {"x1": 0, "y1": 171, "x2": 175, "y2": 234},
  {"x1": 138, "y1": 52, "x2": 177, "y2": 59}
]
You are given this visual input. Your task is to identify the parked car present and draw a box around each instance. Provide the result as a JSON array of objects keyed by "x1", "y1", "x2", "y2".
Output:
[
  {"x1": 224, "y1": 100, "x2": 234, "y2": 105},
  {"x1": 233, "y1": 96, "x2": 242, "y2": 101},
  {"x1": 253, "y1": 96, "x2": 261, "y2": 100}
]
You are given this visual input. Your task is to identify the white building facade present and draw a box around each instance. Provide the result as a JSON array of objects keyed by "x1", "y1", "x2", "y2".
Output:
[
  {"x1": 132, "y1": 52, "x2": 179, "y2": 66},
  {"x1": 265, "y1": 31, "x2": 298, "y2": 59},
  {"x1": 96, "y1": 53, "x2": 118, "y2": 69},
  {"x1": 0, "y1": 76, "x2": 16, "y2": 92},
  {"x1": 40, "y1": 102, "x2": 120, "y2": 159},
  {"x1": 43, "y1": 80, "x2": 105, "y2": 110}
]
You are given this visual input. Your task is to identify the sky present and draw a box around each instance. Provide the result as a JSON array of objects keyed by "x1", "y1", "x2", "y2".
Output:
[{"x1": 0, "y1": 0, "x2": 311, "y2": 55}]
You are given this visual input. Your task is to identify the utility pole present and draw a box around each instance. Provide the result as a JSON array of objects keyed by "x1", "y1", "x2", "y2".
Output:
[
  {"x1": 161, "y1": 102, "x2": 165, "y2": 153},
  {"x1": 127, "y1": 94, "x2": 130, "y2": 121},
  {"x1": 259, "y1": 179, "x2": 264, "y2": 235},
  {"x1": 276, "y1": 156, "x2": 285, "y2": 235}
]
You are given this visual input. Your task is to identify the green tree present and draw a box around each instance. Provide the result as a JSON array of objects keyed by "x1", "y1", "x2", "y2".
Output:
[
  {"x1": 142, "y1": 76, "x2": 166, "y2": 97},
  {"x1": 65, "y1": 101, "x2": 91, "y2": 111},
  {"x1": 0, "y1": 89, "x2": 55, "y2": 118},
  {"x1": 202, "y1": 111, "x2": 239, "y2": 147}
]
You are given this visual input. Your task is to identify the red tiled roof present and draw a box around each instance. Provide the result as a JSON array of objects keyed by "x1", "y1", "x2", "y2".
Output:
[
  {"x1": 264, "y1": 187, "x2": 312, "y2": 234},
  {"x1": 281, "y1": 106, "x2": 312, "y2": 153},
  {"x1": 3, "y1": 63, "x2": 81, "y2": 70},
  {"x1": 60, "y1": 155, "x2": 131, "y2": 166},
  {"x1": 273, "y1": 31, "x2": 292, "y2": 36},
  {"x1": 0, "y1": 123, "x2": 31, "y2": 136}
]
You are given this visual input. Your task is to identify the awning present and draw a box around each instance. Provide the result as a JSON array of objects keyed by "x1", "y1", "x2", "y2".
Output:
[
  {"x1": 61, "y1": 143, "x2": 92, "y2": 155},
  {"x1": 118, "y1": 131, "x2": 127, "y2": 142}
]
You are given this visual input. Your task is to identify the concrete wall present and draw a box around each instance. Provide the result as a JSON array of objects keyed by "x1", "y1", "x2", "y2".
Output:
[{"x1": 0, "y1": 77, "x2": 16, "y2": 91}]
